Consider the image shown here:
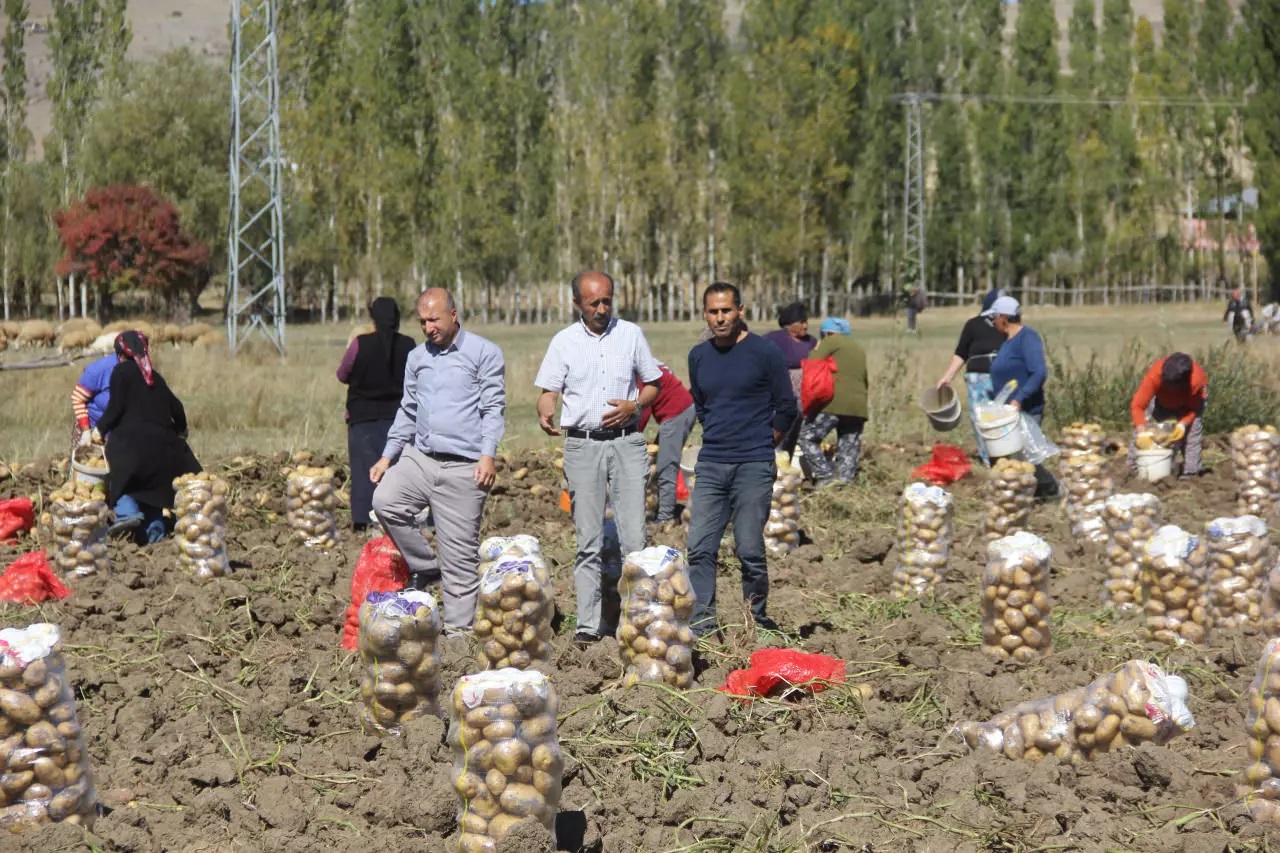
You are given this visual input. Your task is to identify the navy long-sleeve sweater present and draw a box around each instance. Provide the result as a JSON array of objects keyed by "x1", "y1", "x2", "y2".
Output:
[
  {"x1": 990, "y1": 326, "x2": 1047, "y2": 415},
  {"x1": 688, "y1": 333, "x2": 798, "y2": 463}
]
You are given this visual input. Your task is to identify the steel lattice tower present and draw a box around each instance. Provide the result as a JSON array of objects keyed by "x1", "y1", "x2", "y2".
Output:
[
  {"x1": 900, "y1": 94, "x2": 925, "y2": 295},
  {"x1": 226, "y1": 0, "x2": 286, "y2": 355}
]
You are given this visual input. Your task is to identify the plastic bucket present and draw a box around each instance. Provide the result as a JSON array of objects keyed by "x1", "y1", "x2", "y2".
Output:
[
  {"x1": 1135, "y1": 447, "x2": 1173, "y2": 482},
  {"x1": 679, "y1": 445, "x2": 701, "y2": 476},
  {"x1": 977, "y1": 406, "x2": 1024, "y2": 458},
  {"x1": 920, "y1": 386, "x2": 962, "y2": 432},
  {"x1": 70, "y1": 457, "x2": 108, "y2": 488}
]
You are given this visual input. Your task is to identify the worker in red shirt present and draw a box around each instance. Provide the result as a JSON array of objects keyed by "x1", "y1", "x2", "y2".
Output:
[
  {"x1": 1128, "y1": 352, "x2": 1208, "y2": 477},
  {"x1": 638, "y1": 362, "x2": 696, "y2": 525}
]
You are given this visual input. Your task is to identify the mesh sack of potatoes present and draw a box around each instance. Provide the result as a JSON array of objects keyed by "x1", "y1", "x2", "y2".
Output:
[
  {"x1": 1240, "y1": 638, "x2": 1280, "y2": 823},
  {"x1": 981, "y1": 532, "x2": 1053, "y2": 663},
  {"x1": 1263, "y1": 563, "x2": 1280, "y2": 636},
  {"x1": 285, "y1": 466, "x2": 338, "y2": 549},
  {"x1": 48, "y1": 482, "x2": 110, "y2": 577},
  {"x1": 1060, "y1": 453, "x2": 1113, "y2": 544},
  {"x1": 764, "y1": 453, "x2": 803, "y2": 553},
  {"x1": 173, "y1": 473, "x2": 230, "y2": 582},
  {"x1": 617, "y1": 546, "x2": 696, "y2": 689},
  {"x1": 1233, "y1": 425, "x2": 1280, "y2": 517},
  {"x1": 1141, "y1": 525, "x2": 1211, "y2": 646},
  {"x1": 956, "y1": 660, "x2": 1195, "y2": 764},
  {"x1": 479, "y1": 535, "x2": 543, "y2": 574},
  {"x1": 1101, "y1": 493, "x2": 1163, "y2": 610},
  {"x1": 644, "y1": 443, "x2": 659, "y2": 516},
  {"x1": 474, "y1": 559, "x2": 554, "y2": 671},
  {"x1": 357, "y1": 589, "x2": 442, "y2": 735},
  {"x1": 449, "y1": 669, "x2": 563, "y2": 852},
  {"x1": 1204, "y1": 514, "x2": 1271, "y2": 630},
  {"x1": 0, "y1": 624, "x2": 96, "y2": 831},
  {"x1": 890, "y1": 483, "x2": 954, "y2": 598},
  {"x1": 983, "y1": 459, "x2": 1037, "y2": 539},
  {"x1": 1059, "y1": 422, "x2": 1107, "y2": 460}
]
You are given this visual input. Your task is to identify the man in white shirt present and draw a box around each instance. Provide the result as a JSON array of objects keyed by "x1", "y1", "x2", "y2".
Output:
[{"x1": 535, "y1": 271, "x2": 662, "y2": 645}]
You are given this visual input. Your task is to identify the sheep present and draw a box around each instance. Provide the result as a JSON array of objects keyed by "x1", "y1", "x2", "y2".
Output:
[
  {"x1": 58, "y1": 328, "x2": 97, "y2": 351},
  {"x1": 16, "y1": 320, "x2": 55, "y2": 347},
  {"x1": 180, "y1": 322, "x2": 212, "y2": 344}
]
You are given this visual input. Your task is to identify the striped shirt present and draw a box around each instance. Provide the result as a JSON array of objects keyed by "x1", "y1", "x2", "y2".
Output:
[{"x1": 535, "y1": 317, "x2": 662, "y2": 430}]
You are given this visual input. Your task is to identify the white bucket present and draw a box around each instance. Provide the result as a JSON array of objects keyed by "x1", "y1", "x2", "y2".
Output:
[
  {"x1": 920, "y1": 386, "x2": 962, "y2": 432},
  {"x1": 679, "y1": 445, "x2": 700, "y2": 476},
  {"x1": 69, "y1": 457, "x2": 108, "y2": 488},
  {"x1": 977, "y1": 406, "x2": 1024, "y2": 459},
  {"x1": 1135, "y1": 447, "x2": 1173, "y2": 482}
]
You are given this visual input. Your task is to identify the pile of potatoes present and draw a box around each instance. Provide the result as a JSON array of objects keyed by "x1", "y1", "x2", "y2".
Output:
[
  {"x1": 357, "y1": 590, "x2": 441, "y2": 735},
  {"x1": 981, "y1": 532, "x2": 1053, "y2": 663},
  {"x1": 1141, "y1": 525, "x2": 1211, "y2": 646},
  {"x1": 1102, "y1": 493, "x2": 1163, "y2": 610},
  {"x1": 285, "y1": 466, "x2": 338, "y2": 549},
  {"x1": 956, "y1": 659, "x2": 1195, "y2": 764},
  {"x1": 1204, "y1": 515, "x2": 1271, "y2": 629},
  {"x1": 0, "y1": 624, "x2": 96, "y2": 830},
  {"x1": 173, "y1": 473, "x2": 230, "y2": 583},
  {"x1": 1060, "y1": 452, "x2": 1113, "y2": 544},
  {"x1": 764, "y1": 454, "x2": 803, "y2": 553},
  {"x1": 449, "y1": 669, "x2": 563, "y2": 852},
  {"x1": 983, "y1": 459, "x2": 1037, "y2": 539},
  {"x1": 1264, "y1": 564, "x2": 1280, "y2": 637},
  {"x1": 890, "y1": 483, "x2": 953, "y2": 598},
  {"x1": 474, "y1": 558, "x2": 554, "y2": 670},
  {"x1": 1232, "y1": 425, "x2": 1280, "y2": 517},
  {"x1": 1240, "y1": 637, "x2": 1280, "y2": 823},
  {"x1": 47, "y1": 481, "x2": 110, "y2": 577},
  {"x1": 1059, "y1": 422, "x2": 1107, "y2": 459},
  {"x1": 617, "y1": 547, "x2": 696, "y2": 689}
]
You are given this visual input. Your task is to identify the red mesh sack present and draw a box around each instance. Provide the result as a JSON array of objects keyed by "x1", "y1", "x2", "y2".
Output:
[
  {"x1": 800, "y1": 356, "x2": 837, "y2": 417},
  {"x1": 718, "y1": 648, "x2": 846, "y2": 698},
  {"x1": 910, "y1": 444, "x2": 972, "y2": 486},
  {"x1": 0, "y1": 498, "x2": 35, "y2": 544},
  {"x1": 341, "y1": 536, "x2": 408, "y2": 650},
  {"x1": 0, "y1": 552, "x2": 71, "y2": 604}
]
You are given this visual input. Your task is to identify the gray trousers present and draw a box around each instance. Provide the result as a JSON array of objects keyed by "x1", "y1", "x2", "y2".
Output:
[
  {"x1": 371, "y1": 445, "x2": 486, "y2": 632},
  {"x1": 563, "y1": 432, "x2": 649, "y2": 636},
  {"x1": 654, "y1": 406, "x2": 696, "y2": 522}
]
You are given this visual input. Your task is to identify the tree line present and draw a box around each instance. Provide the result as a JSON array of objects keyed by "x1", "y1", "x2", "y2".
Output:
[{"x1": 0, "y1": 0, "x2": 1275, "y2": 325}]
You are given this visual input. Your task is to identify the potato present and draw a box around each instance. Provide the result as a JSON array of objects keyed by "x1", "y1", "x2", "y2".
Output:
[
  {"x1": 1060, "y1": 451, "x2": 1113, "y2": 544},
  {"x1": 285, "y1": 467, "x2": 339, "y2": 549},
  {"x1": 358, "y1": 590, "x2": 441, "y2": 735},
  {"x1": 891, "y1": 484, "x2": 954, "y2": 599},
  {"x1": 981, "y1": 533, "x2": 1052, "y2": 663},
  {"x1": 983, "y1": 459, "x2": 1036, "y2": 539},
  {"x1": 1232, "y1": 426, "x2": 1280, "y2": 517},
  {"x1": 617, "y1": 547, "x2": 696, "y2": 688},
  {"x1": 47, "y1": 488, "x2": 110, "y2": 578},
  {"x1": 1203, "y1": 516, "x2": 1268, "y2": 629},
  {"x1": 764, "y1": 454, "x2": 804, "y2": 553},
  {"x1": 1102, "y1": 494, "x2": 1163, "y2": 611},
  {"x1": 450, "y1": 670, "x2": 561, "y2": 847},
  {"x1": 173, "y1": 473, "x2": 231, "y2": 581},
  {"x1": 1141, "y1": 525, "x2": 1211, "y2": 646}
]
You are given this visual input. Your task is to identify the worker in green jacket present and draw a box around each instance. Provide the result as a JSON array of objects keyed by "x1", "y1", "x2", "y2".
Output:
[{"x1": 797, "y1": 318, "x2": 869, "y2": 485}]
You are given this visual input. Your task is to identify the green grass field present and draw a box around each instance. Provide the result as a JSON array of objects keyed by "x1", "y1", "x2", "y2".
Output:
[{"x1": 0, "y1": 302, "x2": 1260, "y2": 465}]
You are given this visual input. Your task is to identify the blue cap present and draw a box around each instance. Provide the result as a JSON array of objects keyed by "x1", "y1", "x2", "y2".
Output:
[
  {"x1": 819, "y1": 317, "x2": 851, "y2": 336},
  {"x1": 980, "y1": 288, "x2": 1004, "y2": 316}
]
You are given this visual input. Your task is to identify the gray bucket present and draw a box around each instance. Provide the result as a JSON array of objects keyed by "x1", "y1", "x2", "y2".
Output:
[{"x1": 920, "y1": 386, "x2": 962, "y2": 432}]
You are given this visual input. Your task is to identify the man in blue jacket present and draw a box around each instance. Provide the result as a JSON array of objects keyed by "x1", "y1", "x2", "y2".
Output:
[{"x1": 686, "y1": 282, "x2": 798, "y2": 637}]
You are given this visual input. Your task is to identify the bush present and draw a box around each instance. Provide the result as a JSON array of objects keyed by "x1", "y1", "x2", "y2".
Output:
[{"x1": 1046, "y1": 341, "x2": 1280, "y2": 434}]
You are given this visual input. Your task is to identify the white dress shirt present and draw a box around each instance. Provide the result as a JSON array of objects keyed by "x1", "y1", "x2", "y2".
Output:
[{"x1": 534, "y1": 317, "x2": 661, "y2": 430}]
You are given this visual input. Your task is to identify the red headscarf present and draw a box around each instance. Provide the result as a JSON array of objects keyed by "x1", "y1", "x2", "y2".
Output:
[{"x1": 114, "y1": 331, "x2": 155, "y2": 386}]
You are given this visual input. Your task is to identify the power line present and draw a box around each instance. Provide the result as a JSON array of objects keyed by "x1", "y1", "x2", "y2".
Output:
[{"x1": 892, "y1": 91, "x2": 1247, "y2": 108}]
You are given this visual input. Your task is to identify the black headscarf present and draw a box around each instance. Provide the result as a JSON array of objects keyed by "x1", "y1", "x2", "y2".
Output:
[
  {"x1": 368, "y1": 297, "x2": 401, "y2": 369},
  {"x1": 778, "y1": 301, "x2": 807, "y2": 328}
]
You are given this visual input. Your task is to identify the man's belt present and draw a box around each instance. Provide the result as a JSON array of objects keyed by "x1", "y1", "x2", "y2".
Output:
[
  {"x1": 565, "y1": 426, "x2": 637, "y2": 441},
  {"x1": 424, "y1": 451, "x2": 474, "y2": 464}
]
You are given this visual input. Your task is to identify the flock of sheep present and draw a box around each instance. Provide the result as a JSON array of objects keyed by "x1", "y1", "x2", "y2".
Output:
[{"x1": 0, "y1": 319, "x2": 225, "y2": 354}]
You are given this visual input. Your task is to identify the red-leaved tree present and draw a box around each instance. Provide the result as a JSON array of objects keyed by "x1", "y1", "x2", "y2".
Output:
[{"x1": 55, "y1": 184, "x2": 210, "y2": 320}]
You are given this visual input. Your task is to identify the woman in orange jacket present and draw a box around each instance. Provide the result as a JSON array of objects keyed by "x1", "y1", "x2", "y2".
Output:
[{"x1": 1128, "y1": 352, "x2": 1207, "y2": 477}]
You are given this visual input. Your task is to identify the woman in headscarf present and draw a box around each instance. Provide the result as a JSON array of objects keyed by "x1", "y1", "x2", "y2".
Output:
[
  {"x1": 934, "y1": 288, "x2": 1006, "y2": 466},
  {"x1": 337, "y1": 297, "x2": 416, "y2": 531},
  {"x1": 762, "y1": 301, "x2": 817, "y2": 457},
  {"x1": 97, "y1": 331, "x2": 202, "y2": 543}
]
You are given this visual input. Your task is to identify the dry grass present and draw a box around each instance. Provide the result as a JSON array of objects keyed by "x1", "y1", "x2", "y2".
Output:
[{"x1": 0, "y1": 303, "x2": 1270, "y2": 465}]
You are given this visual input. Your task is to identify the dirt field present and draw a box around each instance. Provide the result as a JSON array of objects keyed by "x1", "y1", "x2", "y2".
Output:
[{"x1": 0, "y1": 431, "x2": 1275, "y2": 852}]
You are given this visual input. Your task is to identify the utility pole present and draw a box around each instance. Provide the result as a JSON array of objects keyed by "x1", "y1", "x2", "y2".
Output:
[
  {"x1": 227, "y1": 0, "x2": 286, "y2": 355},
  {"x1": 900, "y1": 94, "x2": 926, "y2": 297}
]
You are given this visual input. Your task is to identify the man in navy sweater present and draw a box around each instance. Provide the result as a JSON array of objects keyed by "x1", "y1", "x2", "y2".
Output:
[{"x1": 686, "y1": 282, "x2": 798, "y2": 637}]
